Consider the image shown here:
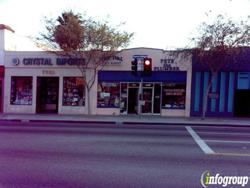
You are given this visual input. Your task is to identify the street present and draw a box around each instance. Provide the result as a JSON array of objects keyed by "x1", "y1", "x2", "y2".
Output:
[{"x1": 0, "y1": 121, "x2": 250, "y2": 188}]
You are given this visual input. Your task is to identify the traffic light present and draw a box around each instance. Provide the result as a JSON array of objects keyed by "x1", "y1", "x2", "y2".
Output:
[
  {"x1": 131, "y1": 58, "x2": 138, "y2": 75},
  {"x1": 143, "y1": 57, "x2": 152, "y2": 75}
]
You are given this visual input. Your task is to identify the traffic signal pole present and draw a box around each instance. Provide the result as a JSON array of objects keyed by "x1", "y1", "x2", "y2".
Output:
[
  {"x1": 138, "y1": 76, "x2": 143, "y2": 114},
  {"x1": 131, "y1": 57, "x2": 152, "y2": 115}
]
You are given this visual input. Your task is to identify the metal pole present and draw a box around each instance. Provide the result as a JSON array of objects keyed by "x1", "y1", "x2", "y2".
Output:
[{"x1": 138, "y1": 75, "x2": 143, "y2": 114}]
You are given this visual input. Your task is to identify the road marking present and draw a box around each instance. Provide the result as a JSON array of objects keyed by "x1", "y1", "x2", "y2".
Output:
[
  {"x1": 186, "y1": 126, "x2": 214, "y2": 154},
  {"x1": 205, "y1": 139, "x2": 250, "y2": 144},
  {"x1": 192, "y1": 125, "x2": 250, "y2": 129},
  {"x1": 196, "y1": 131, "x2": 250, "y2": 136},
  {"x1": 213, "y1": 152, "x2": 250, "y2": 157}
]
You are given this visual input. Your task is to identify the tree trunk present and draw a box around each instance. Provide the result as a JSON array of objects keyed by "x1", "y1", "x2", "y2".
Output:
[
  {"x1": 86, "y1": 69, "x2": 97, "y2": 115},
  {"x1": 201, "y1": 72, "x2": 217, "y2": 120},
  {"x1": 86, "y1": 86, "x2": 91, "y2": 115}
]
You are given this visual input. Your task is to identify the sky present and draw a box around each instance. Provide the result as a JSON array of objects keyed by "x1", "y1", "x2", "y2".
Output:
[{"x1": 0, "y1": 0, "x2": 249, "y2": 50}]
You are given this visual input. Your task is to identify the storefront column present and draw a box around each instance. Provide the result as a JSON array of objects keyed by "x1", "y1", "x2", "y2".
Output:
[
  {"x1": 0, "y1": 66, "x2": 4, "y2": 113},
  {"x1": 32, "y1": 76, "x2": 37, "y2": 113}
]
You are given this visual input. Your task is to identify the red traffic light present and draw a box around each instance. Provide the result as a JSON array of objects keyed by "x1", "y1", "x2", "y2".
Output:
[
  {"x1": 143, "y1": 58, "x2": 152, "y2": 75},
  {"x1": 144, "y1": 59, "x2": 151, "y2": 66}
]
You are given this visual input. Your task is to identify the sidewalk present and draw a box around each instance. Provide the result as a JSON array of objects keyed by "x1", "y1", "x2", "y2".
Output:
[{"x1": 0, "y1": 113, "x2": 249, "y2": 127}]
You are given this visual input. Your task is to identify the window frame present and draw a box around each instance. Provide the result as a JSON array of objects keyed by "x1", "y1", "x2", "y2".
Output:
[
  {"x1": 10, "y1": 76, "x2": 33, "y2": 105},
  {"x1": 161, "y1": 82, "x2": 186, "y2": 109},
  {"x1": 97, "y1": 82, "x2": 120, "y2": 108},
  {"x1": 62, "y1": 77, "x2": 85, "y2": 107}
]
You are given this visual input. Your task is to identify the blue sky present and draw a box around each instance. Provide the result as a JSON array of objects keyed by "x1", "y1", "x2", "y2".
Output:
[{"x1": 0, "y1": 0, "x2": 249, "y2": 50}]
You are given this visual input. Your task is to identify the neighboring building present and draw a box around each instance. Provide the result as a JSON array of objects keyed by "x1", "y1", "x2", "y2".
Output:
[
  {"x1": 190, "y1": 49, "x2": 250, "y2": 117},
  {"x1": 0, "y1": 24, "x2": 15, "y2": 113},
  {"x1": 3, "y1": 49, "x2": 192, "y2": 116}
]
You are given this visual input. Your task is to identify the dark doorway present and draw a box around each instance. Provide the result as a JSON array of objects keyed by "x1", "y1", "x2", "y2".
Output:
[
  {"x1": 142, "y1": 88, "x2": 153, "y2": 113},
  {"x1": 128, "y1": 88, "x2": 138, "y2": 114},
  {"x1": 153, "y1": 83, "x2": 161, "y2": 114},
  {"x1": 234, "y1": 90, "x2": 250, "y2": 117},
  {"x1": 36, "y1": 77, "x2": 59, "y2": 113}
]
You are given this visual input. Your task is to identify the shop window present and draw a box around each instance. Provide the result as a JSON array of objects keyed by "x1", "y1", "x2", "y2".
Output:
[
  {"x1": 162, "y1": 83, "x2": 186, "y2": 109},
  {"x1": 10, "y1": 77, "x2": 33, "y2": 105},
  {"x1": 97, "y1": 82, "x2": 120, "y2": 108},
  {"x1": 63, "y1": 77, "x2": 85, "y2": 106}
]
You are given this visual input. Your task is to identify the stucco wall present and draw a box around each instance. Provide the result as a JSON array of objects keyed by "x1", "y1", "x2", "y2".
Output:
[{"x1": 4, "y1": 48, "x2": 192, "y2": 116}]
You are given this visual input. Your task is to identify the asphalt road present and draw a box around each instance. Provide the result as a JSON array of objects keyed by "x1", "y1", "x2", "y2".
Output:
[{"x1": 0, "y1": 121, "x2": 250, "y2": 188}]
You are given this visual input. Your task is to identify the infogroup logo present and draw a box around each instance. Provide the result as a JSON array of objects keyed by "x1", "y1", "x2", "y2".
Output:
[{"x1": 201, "y1": 170, "x2": 249, "y2": 187}]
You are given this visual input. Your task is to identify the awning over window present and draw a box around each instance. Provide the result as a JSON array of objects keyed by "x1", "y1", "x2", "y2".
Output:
[{"x1": 98, "y1": 71, "x2": 186, "y2": 83}]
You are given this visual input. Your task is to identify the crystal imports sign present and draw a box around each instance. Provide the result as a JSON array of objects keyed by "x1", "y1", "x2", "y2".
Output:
[
  {"x1": 12, "y1": 56, "x2": 123, "y2": 66},
  {"x1": 12, "y1": 58, "x2": 86, "y2": 66}
]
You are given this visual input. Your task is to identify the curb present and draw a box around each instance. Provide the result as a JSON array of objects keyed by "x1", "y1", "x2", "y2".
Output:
[
  {"x1": 29, "y1": 119, "x2": 116, "y2": 124},
  {"x1": 0, "y1": 118, "x2": 249, "y2": 129},
  {"x1": 123, "y1": 121, "x2": 250, "y2": 127}
]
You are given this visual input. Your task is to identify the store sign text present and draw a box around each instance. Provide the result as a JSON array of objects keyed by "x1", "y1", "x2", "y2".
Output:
[
  {"x1": 42, "y1": 70, "x2": 56, "y2": 75},
  {"x1": 56, "y1": 58, "x2": 85, "y2": 65},
  {"x1": 23, "y1": 58, "x2": 53, "y2": 66},
  {"x1": 12, "y1": 58, "x2": 86, "y2": 66},
  {"x1": 154, "y1": 59, "x2": 180, "y2": 71},
  {"x1": 103, "y1": 56, "x2": 123, "y2": 65}
]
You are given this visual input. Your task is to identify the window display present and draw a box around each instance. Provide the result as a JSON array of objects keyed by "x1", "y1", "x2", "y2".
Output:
[
  {"x1": 10, "y1": 77, "x2": 32, "y2": 105},
  {"x1": 63, "y1": 77, "x2": 85, "y2": 106},
  {"x1": 162, "y1": 83, "x2": 186, "y2": 109},
  {"x1": 97, "y1": 82, "x2": 120, "y2": 108}
]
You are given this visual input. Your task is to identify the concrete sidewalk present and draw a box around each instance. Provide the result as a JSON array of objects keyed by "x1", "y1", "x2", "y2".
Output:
[{"x1": 0, "y1": 113, "x2": 249, "y2": 126}]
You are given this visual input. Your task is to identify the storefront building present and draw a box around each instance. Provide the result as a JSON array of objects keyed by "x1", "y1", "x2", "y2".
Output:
[
  {"x1": 190, "y1": 49, "x2": 250, "y2": 117},
  {"x1": 4, "y1": 48, "x2": 192, "y2": 116},
  {"x1": 0, "y1": 24, "x2": 14, "y2": 113},
  {"x1": 5, "y1": 51, "x2": 86, "y2": 115}
]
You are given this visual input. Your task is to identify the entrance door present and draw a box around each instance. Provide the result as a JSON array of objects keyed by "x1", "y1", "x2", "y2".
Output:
[
  {"x1": 36, "y1": 77, "x2": 59, "y2": 113},
  {"x1": 128, "y1": 88, "x2": 138, "y2": 114},
  {"x1": 142, "y1": 88, "x2": 153, "y2": 114},
  {"x1": 153, "y1": 83, "x2": 161, "y2": 114},
  {"x1": 234, "y1": 90, "x2": 250, "y2": 117}
]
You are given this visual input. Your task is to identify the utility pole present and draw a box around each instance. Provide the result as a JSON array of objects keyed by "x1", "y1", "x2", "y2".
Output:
[{"x1": 131, "y1": 57, "x2": 152, "y2": 115}]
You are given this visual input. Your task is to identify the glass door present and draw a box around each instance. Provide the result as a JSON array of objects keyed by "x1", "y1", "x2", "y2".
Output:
[
  {"x1": 142, "y1": 88, "x2": 153, "y2": 114},
  {"x1": 128, "y1": 87, "x2": 139, "y2": 114},
  {"x1": 153, "y1": 83, "x2": 161, "y2": 114},
  {"x1": 120, "y1": 83, "x2": 128, "y2": 115},
  {"x1": 36, "y1": 77, "x2": 59, "y2": 113}
]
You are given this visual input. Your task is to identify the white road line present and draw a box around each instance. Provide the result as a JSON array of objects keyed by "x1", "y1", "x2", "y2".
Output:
[
  {"x1": 191, "y1": 125, "x2": 250, "y2": 130},
  {"x1": 205, "y1": 139, "x2": 250, "y2": 144},
  {"x1": 186, "y1": 126, "x2": 215, "y2": 154},
  {"x1": 196, "y1": 131, "x2": 250, "y2": 136}
]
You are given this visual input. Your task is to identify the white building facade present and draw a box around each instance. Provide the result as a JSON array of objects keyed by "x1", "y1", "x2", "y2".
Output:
[{"x1": 3, "y1": 48, "x2": 192, "y2": 117}]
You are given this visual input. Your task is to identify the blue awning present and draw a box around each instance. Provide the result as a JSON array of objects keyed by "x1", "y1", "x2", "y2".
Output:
[{"x1": 98, "y1": 71, "x2": 187, "y2": 83}]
